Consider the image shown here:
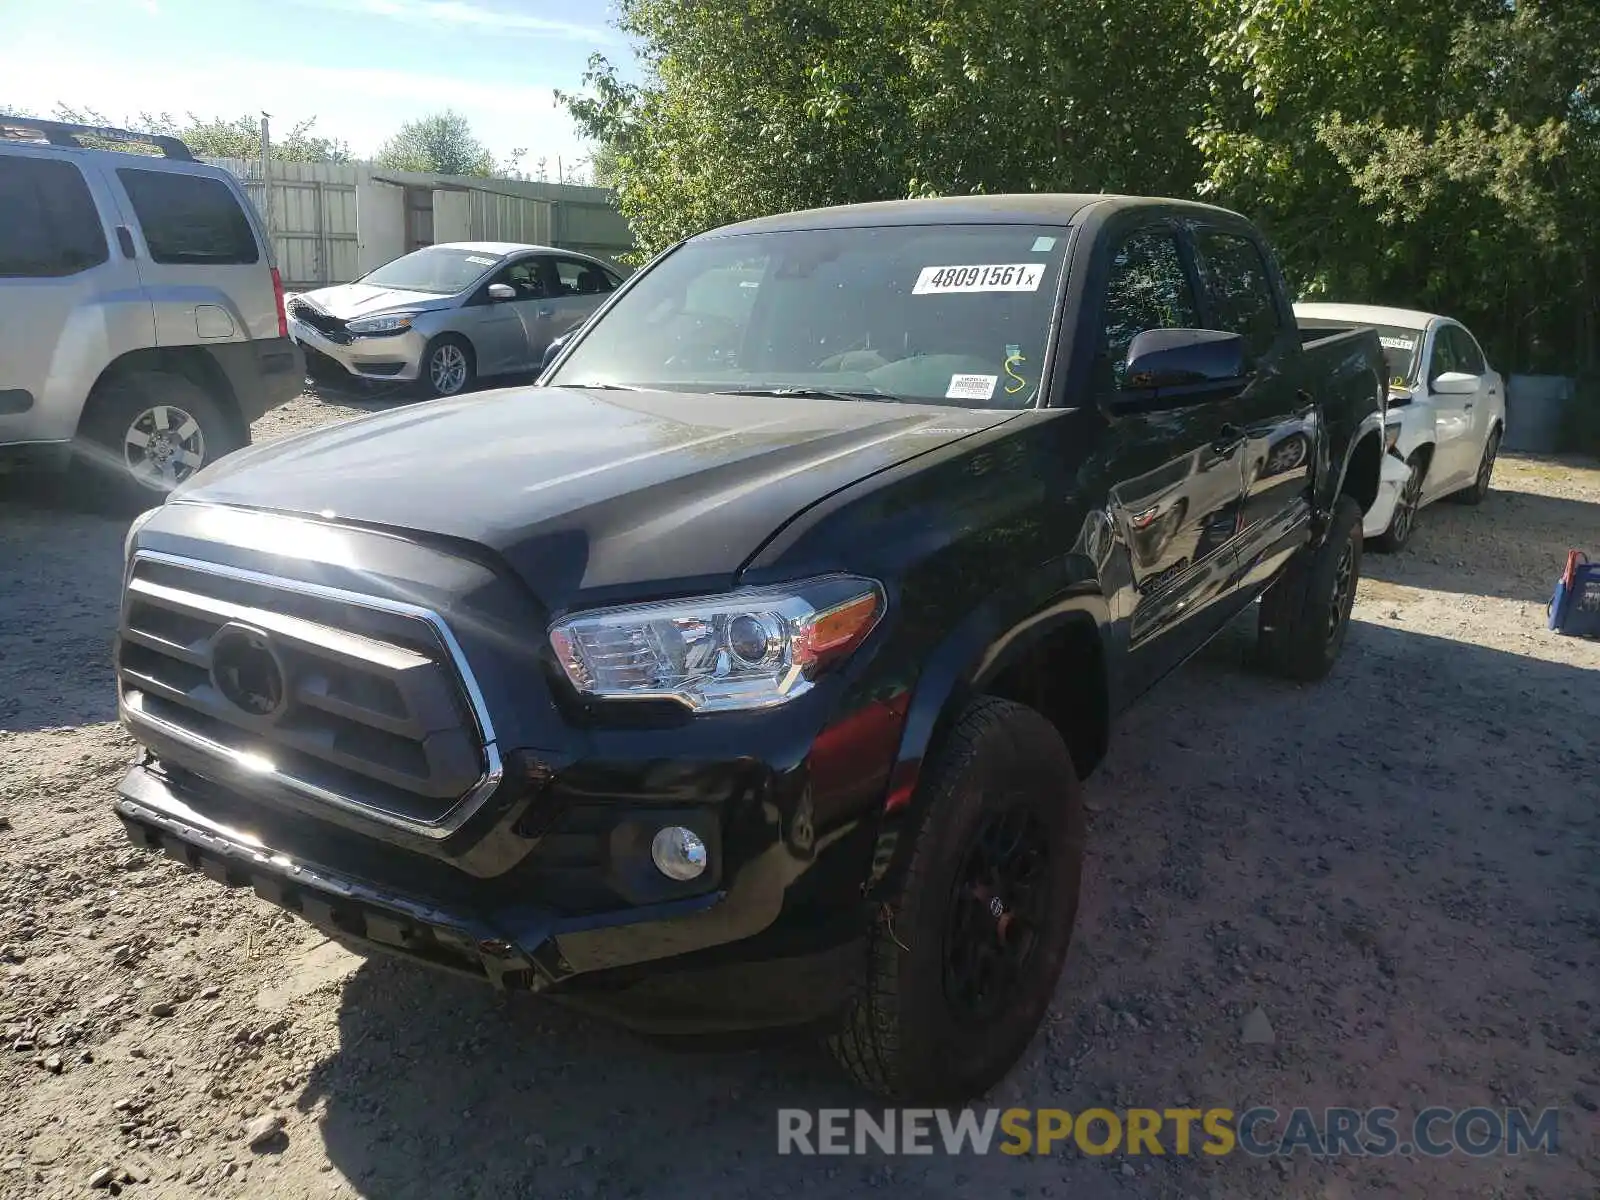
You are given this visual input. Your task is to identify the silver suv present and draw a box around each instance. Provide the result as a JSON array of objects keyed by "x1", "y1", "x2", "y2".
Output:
[
  {"x1": 287, "y1": 243, "x2": 624, "y2": 398},
  {"x1": 0, "y1": 116, "x2": 303, "y2": 503}
]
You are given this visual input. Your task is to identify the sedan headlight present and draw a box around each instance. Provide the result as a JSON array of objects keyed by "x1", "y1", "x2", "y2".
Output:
[
  {"x1": 549, "y1": 576, "x2": 885, "y2": 713},
  {"x1": 346, "y1": 312, "x2": 416, "y2": 335}
]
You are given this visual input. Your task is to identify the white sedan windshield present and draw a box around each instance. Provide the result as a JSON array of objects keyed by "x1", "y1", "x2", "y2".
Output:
[{"x1": 361, "y1": 247, "x2": 501, "y2": 295}]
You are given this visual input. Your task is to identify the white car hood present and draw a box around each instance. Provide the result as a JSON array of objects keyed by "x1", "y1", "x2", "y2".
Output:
[{"x1": 293, "y1": 282, "x2": 451, "y2": 319}]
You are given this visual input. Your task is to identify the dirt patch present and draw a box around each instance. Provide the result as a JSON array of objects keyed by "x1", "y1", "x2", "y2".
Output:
[{"x1": 1, "y1": 395, "x2": 1596, "y2": 1199}]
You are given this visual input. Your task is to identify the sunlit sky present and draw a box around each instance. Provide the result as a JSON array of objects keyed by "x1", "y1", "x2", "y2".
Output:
[{"x1": 2, "y1": 0, "x2": 634, "y2": 172}]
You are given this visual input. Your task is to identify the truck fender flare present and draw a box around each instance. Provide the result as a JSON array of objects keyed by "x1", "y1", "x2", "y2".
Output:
[
  {"x1": 1324, "y1": 409, "x2": 1385, "y2": 523},
  {"x1": 860, "y1": 576, "x2": 1111, "y2": 899}
]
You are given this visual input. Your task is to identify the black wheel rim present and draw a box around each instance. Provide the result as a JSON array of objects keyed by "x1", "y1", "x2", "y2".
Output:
[
  {"x1": 1391, "y1": 464, "x2": 1422, "y2": 543},
  {"x1": 1327, "y1": 540, "x2": 1356, "y2": 645},
  {"x1": 942, "y1": 803, "x2": 1052, "y2": 1025},
  {"x1": 1477, "y1": 434, "x2": 1498, "y2": 494}
]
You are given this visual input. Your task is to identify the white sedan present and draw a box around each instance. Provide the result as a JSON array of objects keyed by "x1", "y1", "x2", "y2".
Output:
[{"x1": 1295, "y1": 303, "x2": 1506, "y2": 552}]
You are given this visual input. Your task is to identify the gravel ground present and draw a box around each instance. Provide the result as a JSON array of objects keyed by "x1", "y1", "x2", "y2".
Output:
[{"x1": 1, "y1": 391, "x2": 1597, "y2": 1200}]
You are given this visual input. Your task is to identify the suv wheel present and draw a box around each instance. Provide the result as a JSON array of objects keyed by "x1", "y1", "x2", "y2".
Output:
[
  {"x1": 1256, "y1": 494, "x2": 1364, "y2": 682},
  {"x1": 828, "y1": 696, "x2": 1085, "y2": 1101},
  {"x1": 79, "y1": 370, "x2": 242, "y2": 508},
  {"x1": 423, "y1": 336, "x2": 475, "y2": 398}
]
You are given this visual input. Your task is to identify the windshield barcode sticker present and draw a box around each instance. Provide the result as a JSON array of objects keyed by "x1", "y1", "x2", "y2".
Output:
[
  {"x1": 465, "y1": 255, "x2": 498, "y2": 265},
  {"x1": 946, "y1": 373, "x2": 997, "y2": 401},
  {"x1": 1379, "y1": 336, "x2": 1417, "y2": 351},
  {"x1": 914, "y1": 264, "x2": 1045, "y2": 294}
]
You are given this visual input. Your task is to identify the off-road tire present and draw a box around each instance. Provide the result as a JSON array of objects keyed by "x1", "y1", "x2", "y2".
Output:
[
  {"x1": 827, "y1": 696, "x2": 1086, "y2": 1102},
  {"x1": 1257, "y1": 494, "x2": 1363, "y2": 682},
  {"x1": 76, "y1": 370, "x2": 243, "y2": 511}
]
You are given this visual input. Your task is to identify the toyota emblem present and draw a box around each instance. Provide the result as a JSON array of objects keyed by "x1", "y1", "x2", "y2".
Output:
[{"x1": 210, "y1": 623, "x2": 287, "y2": 720}]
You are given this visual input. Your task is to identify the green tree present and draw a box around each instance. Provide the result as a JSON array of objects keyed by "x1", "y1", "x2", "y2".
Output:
[
  {"x1": 375, "y1": 110, "x2": 497, "y2": 177},
  {"x1": 562, "y1": 0, "x2": 1207, "y2": 255},
  {"x1": 1201, "y1": 0, "x2": 1600, "y2": 373}
]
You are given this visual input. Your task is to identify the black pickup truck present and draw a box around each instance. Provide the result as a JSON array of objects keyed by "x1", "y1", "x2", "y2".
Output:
[{"x1": 114, "y1": 195, "x2": 1385, "y2": 1101}]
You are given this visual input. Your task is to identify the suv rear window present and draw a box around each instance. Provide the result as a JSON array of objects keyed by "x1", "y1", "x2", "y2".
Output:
[
  {"x1": 0, "y1": 156, "x2": 108, "y2": 278},
  {"x1": 117, "y1": 168, "x2": 259, "y2": 265}
]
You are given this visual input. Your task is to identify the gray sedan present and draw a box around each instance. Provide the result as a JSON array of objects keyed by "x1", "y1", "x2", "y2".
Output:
[{"x1": 285, "y1": 242, "x2": 624, "y2": 397}]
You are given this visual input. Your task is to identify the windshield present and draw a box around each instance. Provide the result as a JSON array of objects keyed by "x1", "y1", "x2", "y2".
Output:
[
  {"x1": 548, "y1": 224, "x2": 1072, "y2": 408},
  {"x1": 359, "y1": 246, "x2": 502, "y2": 295},
  {"x1": 1301, "y1": 318, "x2": 1424, "y2": 387}
]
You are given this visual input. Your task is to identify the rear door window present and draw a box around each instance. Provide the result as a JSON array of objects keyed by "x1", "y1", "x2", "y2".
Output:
[
  {"x1": 552, "y1": 257, "x2": 617, "y2": 297},
  {"x1": 117, "y1": 168, "x2": 259, "y2": 265},
  {"x1": 1193, "y1": 230, "x2": 1282, "y2": 356},
  {"x1": 0, "y1": 156, "x2": 108, "y2": 278}
]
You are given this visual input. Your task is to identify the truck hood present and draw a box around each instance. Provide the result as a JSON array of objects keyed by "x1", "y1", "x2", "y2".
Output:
[
  {"x1": 292, "y1": 282, "x2": 454, "y2": 318},
  {"x1": 176, "y1": 387, "x2": 1016, "y2": 606}
]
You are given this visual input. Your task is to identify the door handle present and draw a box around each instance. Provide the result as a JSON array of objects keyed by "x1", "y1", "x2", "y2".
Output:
[
  {"x1": 538, "y1": 306, "x2": 554, "y2": 318},
  {"x1": 1211, "y1": 423, "x2": 1245, "y2": 453},
  {"x1": 1464, "y1": 403, "x2": 1475, "y2": 411}
]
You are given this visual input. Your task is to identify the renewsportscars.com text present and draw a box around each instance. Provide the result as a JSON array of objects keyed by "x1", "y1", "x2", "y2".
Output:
[{"x1": 776, "y1": 1106, "x2": 1561, "y2": 1158}]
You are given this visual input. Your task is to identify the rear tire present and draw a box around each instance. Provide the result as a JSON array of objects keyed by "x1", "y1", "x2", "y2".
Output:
[
  {"x1": 1257, "y1": 494, "x2": 1363, "y2": 682},
  {"x1": 1448, "y1": 426, "x2": 1500, "y2": 506},
  {"x1": 76, "y1": 370, "x2": 243, "y2": 510},
  {"x1": 421, "y1": 335, "x2": 475, "y2": 399},
  {"x1": 827, "y1": 697, "x2": 1085, "y2": 1102}
]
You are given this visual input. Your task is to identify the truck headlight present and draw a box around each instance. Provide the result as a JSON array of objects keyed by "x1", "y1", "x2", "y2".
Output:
[
  {"x1": 124, "y1": 506, "x2": 161, "y2": 562},
  {"x1": 345, "y1": 312, "x2": 416, "y2": 335},
  {"x1": 549, "y1": 576, "x2": 884, "y2": 712}
]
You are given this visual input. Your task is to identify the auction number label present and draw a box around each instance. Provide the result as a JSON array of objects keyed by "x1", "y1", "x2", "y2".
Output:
[{"x1": 913, "y1": 264, "x2": 1045, "y2": 294}]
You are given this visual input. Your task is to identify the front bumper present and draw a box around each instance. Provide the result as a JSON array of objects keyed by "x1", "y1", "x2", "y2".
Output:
[
  {"x1": 115, "y1": 748, "x2": 874, "y2": 1028},
  {"x1": 288, "y1": 316, "x2": 425, "y2": 383}
]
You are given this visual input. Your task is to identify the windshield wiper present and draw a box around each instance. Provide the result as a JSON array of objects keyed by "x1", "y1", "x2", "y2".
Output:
[{"x1": 713, "y1": 386, "x2": 903, "y2": 403}]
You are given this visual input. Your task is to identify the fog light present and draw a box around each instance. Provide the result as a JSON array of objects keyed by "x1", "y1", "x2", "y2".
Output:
[{"x1": 650, "y1": 826, "x2": 707, "y2": 881}]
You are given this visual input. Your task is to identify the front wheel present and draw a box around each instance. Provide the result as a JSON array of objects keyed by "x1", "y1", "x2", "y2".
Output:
[
  {"x1": 827, "y1": 697, "x2": 1086, "y2": 1101},
  {"x1": 1372, "y1": 455, "x2": 1424, "y2": 553},
  {"x1": 1449, "y1": 427, "x2": 1500, "y2": 506},
  {"x1": 421, "y1": 335, "x2": 475, "y2": 399},
  {"x1": 1256, "y1": 494, "x2": 1364, "y2": 682}
]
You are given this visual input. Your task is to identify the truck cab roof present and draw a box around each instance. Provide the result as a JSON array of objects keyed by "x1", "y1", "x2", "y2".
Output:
[{"x1": 706, "y1": 193, "x2": 1247, "y2": 237}]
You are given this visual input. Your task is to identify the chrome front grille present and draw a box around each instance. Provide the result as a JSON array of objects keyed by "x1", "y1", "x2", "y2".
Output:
[{"x1": 117, "y1": 552, "x2": 500, "y2": 836}]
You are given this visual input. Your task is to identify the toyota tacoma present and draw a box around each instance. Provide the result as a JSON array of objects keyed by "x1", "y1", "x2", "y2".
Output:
[{"x1": 114, "y1": 195, "x2": 1385, "y2": 1101}]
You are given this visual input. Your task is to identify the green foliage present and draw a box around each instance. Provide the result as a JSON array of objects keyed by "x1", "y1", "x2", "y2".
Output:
[
  {"x1": 375, "y1": 110, "x2": 497, "y2": 177},
  {"x1": 565, "y1": 0, "x2": 1598, "y2": 378}
]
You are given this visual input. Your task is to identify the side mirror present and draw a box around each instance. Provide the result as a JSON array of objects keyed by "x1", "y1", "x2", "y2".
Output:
[
  {"x1": 1121, "y1": 329, "x2": 1247, "y2": 395},
  {"x1": 1431, "y1": 370, "x2": 1480, "y2": 395},
  {"x1": 540, "y1": 333, "x2": 571, "y2": 373},
  {"x1": 487, "y1": 282, "x2": 516, "y2": 302}
]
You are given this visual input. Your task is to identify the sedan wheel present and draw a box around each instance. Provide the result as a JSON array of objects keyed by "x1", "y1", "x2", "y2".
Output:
[
  {"x1": 1373, "y1": 458, "x2": 1424, "y2": 553},
  {"x1": 425, "y1": 340, "x2": 473, "y2": 398}
]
